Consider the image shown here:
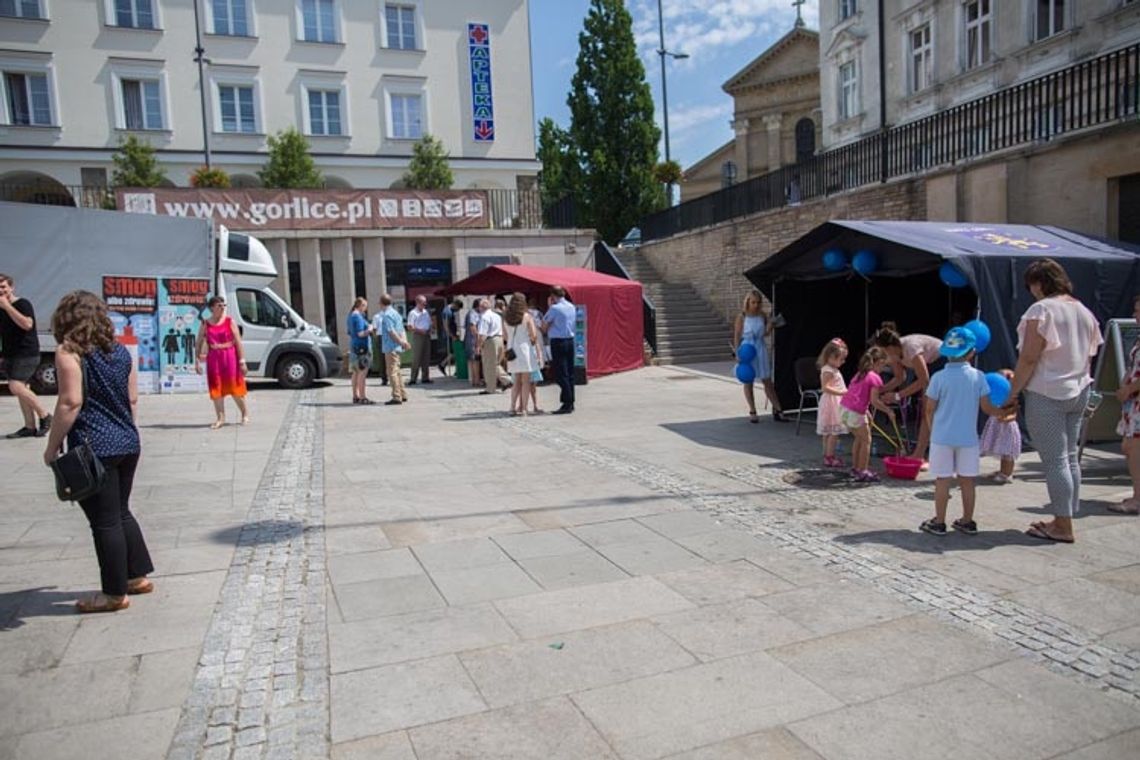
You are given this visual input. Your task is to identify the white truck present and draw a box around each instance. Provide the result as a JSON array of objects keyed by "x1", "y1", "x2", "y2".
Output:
[{"x1": 0, "y1": 201, "x2": 340, "y2": 392}]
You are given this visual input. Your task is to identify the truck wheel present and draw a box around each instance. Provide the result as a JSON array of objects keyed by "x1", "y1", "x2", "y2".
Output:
[
  {"x1": 276, "y1": 355, "x2": 315, "y2": 389},
  {"x1": 30, "y1": 360, "x2": 58, "y2": 395}
]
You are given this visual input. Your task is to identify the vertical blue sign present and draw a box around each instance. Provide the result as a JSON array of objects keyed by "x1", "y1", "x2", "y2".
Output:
[{"x1": 468, "y1": 23, "x2": 494, "y2": 142}]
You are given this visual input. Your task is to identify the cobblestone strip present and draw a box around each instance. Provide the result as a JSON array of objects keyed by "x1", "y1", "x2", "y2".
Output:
[
  {"x1": 167, "y1": 391, "x2": 329, "y2": 760},
  {"x1": 470, "y1": 401, "x2": 1140, "y2": 701}
]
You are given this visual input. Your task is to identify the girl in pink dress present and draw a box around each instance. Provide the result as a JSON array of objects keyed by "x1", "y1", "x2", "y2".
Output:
[
  {"x1": 816, "y1": 338, "x2": 848, "y2": 467},
  {"x1": 980, "y1": 369, "x2": 1021, "y2": 483},
  {"x1": 840, "y1": 346, "x2": 895, "y2": 482}
]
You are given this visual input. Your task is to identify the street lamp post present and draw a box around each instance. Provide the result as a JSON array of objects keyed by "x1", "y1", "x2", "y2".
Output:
[
  {"x1": 656, "y1": 0, "x2": 688, "y2": 204},
  {"x1": 192, "y1": 0, "x2": 212, "y2": 169}
]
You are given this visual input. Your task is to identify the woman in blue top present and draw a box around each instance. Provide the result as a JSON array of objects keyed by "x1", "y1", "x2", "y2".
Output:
[
  {"x1": 733, "y1": 290, "x2": 786, "y2": 423},
  {"x1": 43, "y1": 291, "x2": 154, "y2": 613}
]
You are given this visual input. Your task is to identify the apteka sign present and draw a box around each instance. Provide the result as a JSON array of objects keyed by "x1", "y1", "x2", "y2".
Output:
[{"x1": 468, "y1": 22, "x2": 495, "y2": 142}]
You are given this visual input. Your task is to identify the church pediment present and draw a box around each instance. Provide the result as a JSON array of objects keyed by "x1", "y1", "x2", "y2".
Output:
[{"x1": 723, "y1": 27, "x2": 820, "y2": 94}]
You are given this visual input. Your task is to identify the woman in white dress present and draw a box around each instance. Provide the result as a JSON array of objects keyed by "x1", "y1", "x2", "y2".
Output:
[{"x1": 504, "y1": 292, "x2": 542, "y2": 416}]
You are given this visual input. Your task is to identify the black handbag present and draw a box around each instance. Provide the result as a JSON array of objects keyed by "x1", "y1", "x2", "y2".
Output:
[
  {"x1": 50, "y1": 357, "x2": 107, "y2": 502},
  {"x1": 505, "y1": 327, "x2": 518, "y2": 361}
]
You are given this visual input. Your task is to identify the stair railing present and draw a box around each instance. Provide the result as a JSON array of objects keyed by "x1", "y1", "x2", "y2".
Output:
[{"x1": 593, "y1": 241, "x2": 657, "y2": 356}]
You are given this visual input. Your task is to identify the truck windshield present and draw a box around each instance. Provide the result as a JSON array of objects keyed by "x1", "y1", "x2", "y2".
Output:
[{"x1": 236, "y1": 289, "x2": 289, "y2": 327}]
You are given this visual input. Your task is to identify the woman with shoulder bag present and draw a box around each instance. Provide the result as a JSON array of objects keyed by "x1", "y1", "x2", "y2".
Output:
[
  {"x1": 504, "y1": 292, "x2": 542, "y2": 416},
  {"x1": 43, "y1": 290, "x2": 154, "y2": 613}
]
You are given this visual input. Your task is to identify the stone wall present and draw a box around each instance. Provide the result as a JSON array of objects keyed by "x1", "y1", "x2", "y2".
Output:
[{"x1": 638, "y1": 179, "x2": 926, "y2": 323}]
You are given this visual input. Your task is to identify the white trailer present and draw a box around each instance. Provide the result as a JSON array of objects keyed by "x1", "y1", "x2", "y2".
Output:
[{"x1": 0, "y1": 202, "x2": 340, "y2": 392}]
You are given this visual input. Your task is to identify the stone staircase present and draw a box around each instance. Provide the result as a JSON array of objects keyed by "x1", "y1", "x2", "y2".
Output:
[{"x1": 615, "y1": 249, "x2": 735, "y2": 365}]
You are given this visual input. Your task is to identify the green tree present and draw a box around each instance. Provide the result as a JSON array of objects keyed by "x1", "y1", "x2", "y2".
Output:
[
  {"x1": 568, "y1": 0, "x2": 664, "y2": 243},
  {"x1": 190, "y1": 165, "x2": 231, "y2": 188},
  {"x1": 110, "y1": 135, "x2": 167, "y2": 188},
  {"x1": 258, "y1": 128, "x2": 323, "y2": 188},
  {"x1": 653, "y1": 160, "x2": 683, "y2": 186},
  {"x1": 401, "y1": 135, "x2": 454, "y2": 190},
  {"x1": 536, "y1": 117, "x2": 582, "y2": 220}
]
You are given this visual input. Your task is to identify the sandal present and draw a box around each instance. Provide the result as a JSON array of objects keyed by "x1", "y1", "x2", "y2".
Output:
[
  {"x1": 748, "y1": 411, "x2": 759, "y2": 424},
  {"x1": 209, "y1": 420, "x2": 225, "y2": 430},
  {"x1": 951, "y1": 518, "x2": 978, "y2": 535},
  {"x1": 1107, "y1": 501, "x2": 1140, "y2": 515},
  {"x1": 920, "y1": 519, "x2": 947, "y2": 536},
  {"x1": 127, "y1": 578, "x2": 154, "y2": 595},
  {"x1": 1025, "y1": 524, "x2": 1074, "y2": 543},
  {"x1": 76, "y1": 594, "x2": 130, "y2": 614}
]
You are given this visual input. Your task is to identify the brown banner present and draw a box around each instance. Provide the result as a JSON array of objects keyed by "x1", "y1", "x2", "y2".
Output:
[{"x1": 115, "y1": 188, "x2": 491, "y2": 231}]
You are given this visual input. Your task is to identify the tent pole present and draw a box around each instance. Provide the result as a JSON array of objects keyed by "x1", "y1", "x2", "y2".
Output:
[{"x1": 864, "y1": 280, "x2": 869, "y2": 346}]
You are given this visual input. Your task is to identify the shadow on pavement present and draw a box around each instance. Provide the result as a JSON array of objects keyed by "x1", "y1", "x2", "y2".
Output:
[
  {"x1": 0, "y1": 587, "x2": 85, "y2": 630},
  {"x1": 210, "y1": 519, "x2": 306, "y2": 546},
  {"x1": 834, "y1": 527, "x2": 1044, "y2": 556},
  {"x1": 660, "y1": 417, "x2": 819, "y2": 460}
]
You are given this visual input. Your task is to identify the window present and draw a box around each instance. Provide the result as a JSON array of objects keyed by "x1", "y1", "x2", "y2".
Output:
[
  {"x1": 218, "y1": 84, "x2": 256, "y2": 133},
  {"x1": 113, "y1": 0, "x2": 155, "y2": 29},
  {"x1": 0, "y1": 0, "x2": 44, "y2": 19},
  {"x1": 389, "y1": 93, "x2": 422, "y2": 139},
  {"x1": 839, "y1": 0, "x2": 856, "y2": 20},
  {"x1": 3, "y1": 71, "x2": 52, "y2": 125},
  {"x1": 236, "y1": 289, "x2": 289, "y2": 328},
  {"x1": 300, "y1": 0, "x2": 337, "y2": 43},
  {"x1": 384, "y1": 4, "x2": 416, "y2": 49},
  {"x1": 963, "y1": 0, "x2": 992, "y2": 70},
  {"x1": 838, "y1": 61, "x2": 858, "y2": 120},
  {"x1": 121, "y1": 78, "x2": 163, "y2": 130},
  {"x1": 909, "y1": 23, "x2": 933, "y2": 93},
  {"x1": 1035, "y1": 0, "x2": 1065, "y2": 41},
  {"x1": 211, "y1": 0, "x2": 249, "y2": 36},
  {"x1": 307, "y1": 89, "x2": 342, "y2": 135}
]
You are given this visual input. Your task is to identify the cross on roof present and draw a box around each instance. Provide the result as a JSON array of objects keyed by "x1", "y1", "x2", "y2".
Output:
[{"x1": 792, "y1": 0, "x2": 805, "y2": 27}]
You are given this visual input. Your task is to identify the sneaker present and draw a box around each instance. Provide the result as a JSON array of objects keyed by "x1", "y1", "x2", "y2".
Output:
[
  {"x1": 855, "y1": 469, "x2": 880, "y2": 482},
  {"x1": 384, "y1": 399, "x2": 403, "y2": 406},
  {"x1": 952, "y1": 518, "x2": 978, "y2": 535},
  {"x1": 5, "y1": 427, "x2": 36, "y2": 439},
  {"x1": 920, "y1": 519, "x2": 948, "y2": 536},
  {"x1": 36, "y1": 414, "x2": 52, "y2": 436},
  {"x1": 992, "y1": 473, "x2": 1013, "y2": 484}
]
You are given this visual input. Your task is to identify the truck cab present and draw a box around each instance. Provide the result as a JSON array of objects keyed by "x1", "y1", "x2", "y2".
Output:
[{"x1": 218, "y1": 228, "x2": 341, "y2": 388}]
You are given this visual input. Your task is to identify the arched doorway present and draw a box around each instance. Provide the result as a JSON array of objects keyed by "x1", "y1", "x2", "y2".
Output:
[
  {"x1": 795, "y1": 118, "x2": 816, "y2": 164},
  {"x1": 0, "y1": 171, "x2": 75, "y2": 207}
]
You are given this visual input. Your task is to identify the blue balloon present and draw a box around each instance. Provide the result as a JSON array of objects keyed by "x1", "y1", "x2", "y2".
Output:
[
  {"x1": 822, "y1": 249, "x2": 847, "y2": 272},
  {"x1": 735, "y1": 362, "x2": 757, "y2": 385},
  {"x1": 985, "y1": 372, "x2": 1011, "y2": 406},
  {"x1": 964, "y1": 319, "x2": 991, "y2": 353},
  {"x1": 736, "y1": 342, "x2": 757, "y2": 363},
  {"x1": 852, "y1": 250, "x2": 878, "y2": 275},
  {"x1": 940, "y1": 261, "x2": 969, "y2": 288}
]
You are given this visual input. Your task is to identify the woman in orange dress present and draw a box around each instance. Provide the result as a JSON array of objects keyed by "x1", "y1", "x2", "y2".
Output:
[{"x1": 194, "y1": 296, "x2": 249, "y2": 429}]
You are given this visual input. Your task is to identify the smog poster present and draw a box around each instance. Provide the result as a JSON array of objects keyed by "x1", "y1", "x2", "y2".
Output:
[
  {"x1": 158, "y1": 278, "x2": 210, "y2": 394},
  {"x1": 102, "y1": 275, "x2": 160, "y2": 394}
]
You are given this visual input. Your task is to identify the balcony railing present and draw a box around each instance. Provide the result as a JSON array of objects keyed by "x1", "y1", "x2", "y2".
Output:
[
  {"x1": 641, "y1": 42, "x2": 1140, "y2": 242},
  {"x1": 0, "y1": 184, "x2": 579, "y2": 230}
]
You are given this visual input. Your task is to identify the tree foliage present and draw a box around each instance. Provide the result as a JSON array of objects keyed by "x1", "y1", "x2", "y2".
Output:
[
  {"x1": 536, "y1": 118, "x2": 581, "y2": 220},
  {"x1": 401, "y1": 135, "x2": 454, "y2": 190},
  {"x1": 567, "y1": 0, "x2": 664, "y2": 243},
  {"x1": 653, "y1": 160, "x2": 683, "y2": 186},
  {"x1": 190, "y1": 166, "x2": 231, "y2": 188},
  {"x1": 110, "y1": 135, "x2": 167, "y2": 188},
  {"x1": 258, "y1": 128, "x2": 323, "y2": 188}
]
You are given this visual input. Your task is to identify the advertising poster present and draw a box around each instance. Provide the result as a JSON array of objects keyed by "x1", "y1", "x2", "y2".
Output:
[
  {"x1": 102, "y1": 275, "x2": 160, "y2": 394},
  {"x1": 574, "y1": 304, "x2": 588, "y2": 370},
  {"x1": 158, "y1": 277, "x2": 211, "y2": 394}
]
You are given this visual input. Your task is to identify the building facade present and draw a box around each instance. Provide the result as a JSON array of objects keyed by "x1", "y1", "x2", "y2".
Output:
[
  {"x1": 819, "y1": 0, "x2": 1140, "y2": 147},
  {"x1": 0, "y1": 0, "x2": 539, "y2": 191},
  {"x1": 681, "y1": 26, "x2": 821, "y2": 202}
]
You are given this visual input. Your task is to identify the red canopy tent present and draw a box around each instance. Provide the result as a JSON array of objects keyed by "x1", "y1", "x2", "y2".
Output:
[{"x1": 437, "y1": 265, "x2": 644, "y2": 377}]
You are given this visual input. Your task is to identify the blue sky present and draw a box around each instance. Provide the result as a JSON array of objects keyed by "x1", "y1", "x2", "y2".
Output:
[{"x1": 529, "y1": 0, "x2": 820, "y2": 169}]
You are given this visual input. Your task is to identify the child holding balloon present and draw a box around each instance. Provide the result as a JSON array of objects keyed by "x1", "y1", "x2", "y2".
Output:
[
  {"x1": 980, "y1": 369, "x2": 1020, "y2": 483},
  {"x1": 733, "y1": 290, "x2": 786, "y2": 423},
  {"x1": 816, "y1": 338, "x2": 848, "y2": 467}
]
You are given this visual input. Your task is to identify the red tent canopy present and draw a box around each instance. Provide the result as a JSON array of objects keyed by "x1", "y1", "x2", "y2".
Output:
[{"x1": 437, "y1": 265, "x2": 644, "y2": 377}]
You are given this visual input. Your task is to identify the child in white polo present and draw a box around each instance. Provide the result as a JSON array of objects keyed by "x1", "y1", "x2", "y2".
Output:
[{"x1": 921, "y1": 326, "x2": 1002, "y2": 536}]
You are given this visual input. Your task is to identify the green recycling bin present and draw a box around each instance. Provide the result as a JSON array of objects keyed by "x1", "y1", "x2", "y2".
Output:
[{"x1": 453, "y1": 339, "x2": 468, "y2": 380}]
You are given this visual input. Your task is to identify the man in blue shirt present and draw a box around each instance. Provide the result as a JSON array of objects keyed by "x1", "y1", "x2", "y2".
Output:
[
  {"x1": 347, "y1": 298, "x2": 374, "y2": 405},
  {"x1": 379, "y1": 294, "x2": 410, "y2": 405},
  {"x1": 921, "y1": 326, "x2": 1001, "y2": 536},
  {"x1": 542, "y1": 285, "x2": 577, "y2": 414}
]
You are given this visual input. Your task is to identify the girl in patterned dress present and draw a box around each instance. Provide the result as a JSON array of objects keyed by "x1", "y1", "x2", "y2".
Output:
[
  {"x1": 980, "y1": 369, "x2": 1021, "y2": 483},
  {"x1": 816, "y1": 338, "x2": 848, "y2": 467},
  {"x1": 1111, "y1": 296, "x2": 1140, "y2": 514}
]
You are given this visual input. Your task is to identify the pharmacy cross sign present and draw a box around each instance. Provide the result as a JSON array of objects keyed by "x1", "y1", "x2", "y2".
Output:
[{"x1": 468, "y1": 22, "x2": 495, "y2": 142}]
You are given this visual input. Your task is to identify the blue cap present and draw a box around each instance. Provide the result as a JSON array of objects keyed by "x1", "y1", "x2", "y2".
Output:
[{"x1": 940, "y1": 326, "x2": 977, "y2": 359}]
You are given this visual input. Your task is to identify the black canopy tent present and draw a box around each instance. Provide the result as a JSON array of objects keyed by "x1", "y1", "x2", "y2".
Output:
[{"x1": 745, "y1": 221, "x2": 1140, "y2": 408}]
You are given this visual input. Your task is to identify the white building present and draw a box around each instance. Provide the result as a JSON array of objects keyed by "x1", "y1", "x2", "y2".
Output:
[
  {"x1": 819, "y1": 0, "x2": 1140, "y2": 147},
  {"x1": 0, "y1": 0, "x2": 539, "y2": 192}
]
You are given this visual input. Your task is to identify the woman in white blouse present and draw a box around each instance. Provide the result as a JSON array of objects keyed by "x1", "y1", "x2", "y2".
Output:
[{"x1": 1007, "y1": 259, "x2": 1103, "y2": 543}]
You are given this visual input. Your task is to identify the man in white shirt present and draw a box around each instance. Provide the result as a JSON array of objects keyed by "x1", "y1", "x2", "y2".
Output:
[
  {"x1": 476, "y1": 298, "x2": 504, "y2": 394},
  {"x1": 406, "y1": 295, "x2": 433, "y2": 385}
]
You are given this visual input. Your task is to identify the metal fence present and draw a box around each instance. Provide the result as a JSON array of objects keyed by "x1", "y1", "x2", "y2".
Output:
[
  {"x1": 641, "y1": 42, "x2": 1140, "y2": 242},
  {"x1": 593, "y1": 241, "x2": 657, "y2": 355},
  {"x1": 0, "y1": 183, "x2": 579, "y2": 230}
]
